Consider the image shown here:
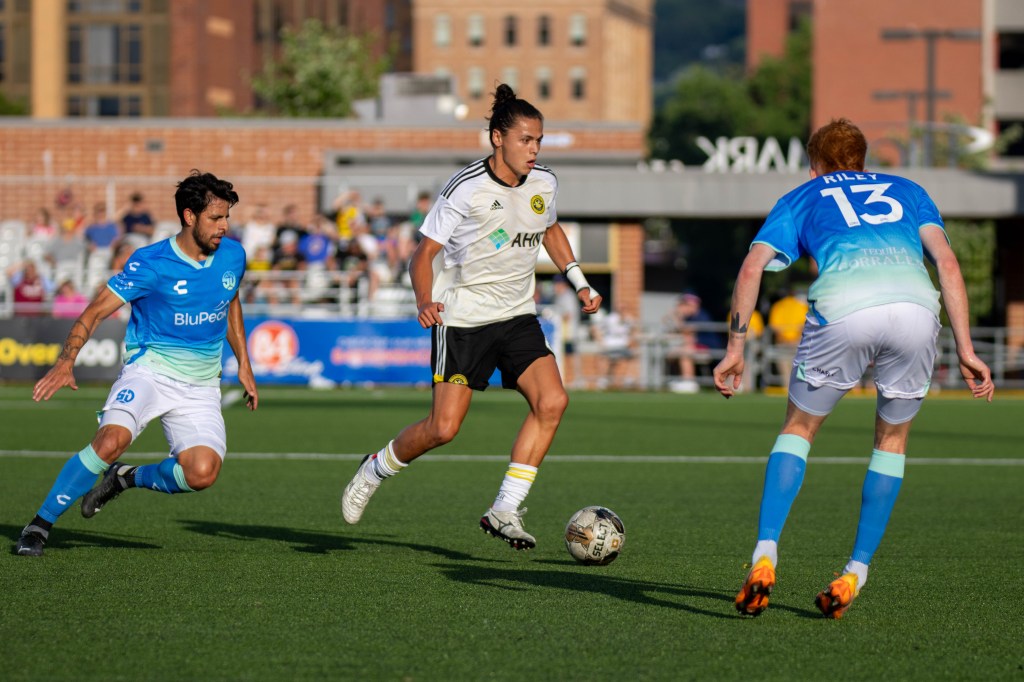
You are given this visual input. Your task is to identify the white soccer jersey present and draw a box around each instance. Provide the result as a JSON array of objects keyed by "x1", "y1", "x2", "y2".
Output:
[{"x1": 420, "y1": 158, "x2": 558, "y2": 327}]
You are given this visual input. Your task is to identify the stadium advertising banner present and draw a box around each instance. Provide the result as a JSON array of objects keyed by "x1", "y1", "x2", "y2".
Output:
[
  {"x1": 223, "y1": 317, "x2": 433, "y2": 386},
  {"x1": 0, "y1": 318, "x2": 126, "y2": 382},
  {"x1": 222, "y1": 317, "x2": 557, "y2": 387}
]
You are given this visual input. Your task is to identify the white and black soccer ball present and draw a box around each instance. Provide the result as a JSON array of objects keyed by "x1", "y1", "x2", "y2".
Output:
[{"x1": 564, "y1": 506, "x2": 625, "y2": 565}]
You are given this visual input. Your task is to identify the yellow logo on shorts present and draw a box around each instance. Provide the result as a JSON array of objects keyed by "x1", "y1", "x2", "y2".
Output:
[
  {"x1": 433, "y1": 374, "x2": 444, "y2": 384},
  {"x1": 530, "y1": 195, "x2": 545, "y2": 214},
  {"x1": 448, "y1": 374, "x2": 468, "y2": 385}
]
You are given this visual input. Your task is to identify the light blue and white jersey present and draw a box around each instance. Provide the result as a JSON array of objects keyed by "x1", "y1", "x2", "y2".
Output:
[
  {"x1": 753, "y1": 170, "x2": 945, "y2": 324},
  {"x1": 107, "y1": 237, "x2": 246, "y2": 386}
]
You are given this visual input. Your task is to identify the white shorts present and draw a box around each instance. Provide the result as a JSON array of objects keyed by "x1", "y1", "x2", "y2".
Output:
[
  {"x1": 793, "y1": 302, "x2": 940, "y2": 399},
  {"x1": 99, "y1": 363, "x2": 227, "y2": 458}
]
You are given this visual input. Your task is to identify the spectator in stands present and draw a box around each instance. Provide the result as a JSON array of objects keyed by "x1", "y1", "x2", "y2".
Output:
[
  {"x1": 299, "y1": 215, "x2": 338, "y2": 270},
  {"x1": 45, "y1": 220, "x2": 88, "y2": 274},
  {"x1": 9, "y1": 260, "x2": 54, "y2": 316},
  {"x1": 119, "y1": 192, "x2": 155, "y2": 247},
  {"x1": 591, "y1": 304, "x2": 637, "y2": 390},
  {"x1": 29, "y1": 208, "x2": 58, "y2": 240},
  {"x1": 768, "y1": 287, "x2": 810, "y2": 389},
  {"x1": 276, "y1": 204, "x2": 308, "y2": 247},
  {"x1": 59, "y1": 202, "x2": 86, "y2": 234},
  {"x1": 331, "y1": 190, "x2": 364, "y2": 244},
  {"x1": 241, "y1": 203, "x2": 276, "y2": 258},
  {"x1": 381, "y1": 220, "x2": 417, "y2": 283},
  {"x1": 366, "y1": 197, "x2": 392, "y2": 238},
  {"x1": 341, "y1": 216, "x2": 384, "y2": 300},
  {"x1": 667, "y1": 292, "x2": 723, "y2": 393},
  {"x1": 552, "y1": 275, "x2": 583, "y2": 387},
  {"x1": 84, "y1": 203, "x2": 121, "y2": 252},
  {"x1": 109, "y1": 240, "x2": 137, "y2": 274},
  {"x1": 52, "y1": 279, "x2": 89, "y2": 319},
  {"x1": 271, "y1": 229, "x2": 305, "y2": 305},
  {"x1": 408, "y1": 191, "x2": 431, "y2": 232}
]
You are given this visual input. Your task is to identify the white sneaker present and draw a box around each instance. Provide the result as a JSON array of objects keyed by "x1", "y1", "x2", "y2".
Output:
[
  {"x1": 480, "y1": 507, "x2": 536, "y2": 550},
  {"x1": 341, "y1": 455, "x2": 380, "y2": 524}
]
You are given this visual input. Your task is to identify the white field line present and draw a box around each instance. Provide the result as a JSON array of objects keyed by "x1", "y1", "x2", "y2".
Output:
[{"x1": 0, "y1": 450, "x2": 1021, "y2": 466}]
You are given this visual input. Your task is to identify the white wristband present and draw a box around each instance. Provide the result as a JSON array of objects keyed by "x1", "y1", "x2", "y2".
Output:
[{"x1": 564, "y1": 262, "x2": 598, "y2": 299}]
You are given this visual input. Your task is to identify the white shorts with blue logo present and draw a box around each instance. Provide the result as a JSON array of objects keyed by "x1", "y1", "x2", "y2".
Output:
[
  {"x1": 794, "y1": 301, "x2": 940, "y2": 399},
  {"x1": 100, "y1": 363, "x2": 227, "y2": 458}
]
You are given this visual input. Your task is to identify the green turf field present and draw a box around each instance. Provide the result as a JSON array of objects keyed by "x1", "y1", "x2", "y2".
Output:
[{"x1": 1, "y1": 386, "x2": 1022, "y2": 681}]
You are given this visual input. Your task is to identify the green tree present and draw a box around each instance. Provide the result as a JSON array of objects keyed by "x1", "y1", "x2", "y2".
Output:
[
  {"x1": 648, "y1": 19, "x2": 811, "y2": 163},
  {"x1": 937, "y1": 220, "x2": 995, "y2": 326},
  {"x1": 648, "y1": 65, "x2": 755, "y2": 164},
  {"x1": 251, "y1": 19, "x2": 389, "y2": 118},
  {"x1": 0, "y1": 91, "x2": 28, "y2": 115}
]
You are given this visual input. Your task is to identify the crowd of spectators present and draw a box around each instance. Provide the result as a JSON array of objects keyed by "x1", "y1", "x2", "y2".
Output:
[{"x1": 1, "y1": 186, "x2": 430, "y2": 318}]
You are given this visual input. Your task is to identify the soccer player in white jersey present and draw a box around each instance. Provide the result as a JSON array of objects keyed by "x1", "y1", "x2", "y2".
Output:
[
  {"x1": 340, "y1": 84, "x2": 602, "y2": 549},
  {"x1": 15, "y1": 171, "x2": 259, "y2": 557},
  {"x1": 714, "y1": 119, "x2": 995, "y2": 618}
]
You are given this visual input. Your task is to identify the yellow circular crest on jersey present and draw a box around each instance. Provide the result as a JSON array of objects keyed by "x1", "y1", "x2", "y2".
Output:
[
  {"x1": 530, "y1": 195, "x2": 545, "y2": 214},
  {"x1": 448, "y1": 374, "x2": 468, "y2": 385}
]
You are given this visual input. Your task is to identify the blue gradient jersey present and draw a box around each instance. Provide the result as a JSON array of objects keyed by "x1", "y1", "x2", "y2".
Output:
[
  {"x1": 107, "y1": 237, "x2": 246, "y2": 386},
  {"x1": 753, "y1": 170, "x2": 945, "y2": 324}
]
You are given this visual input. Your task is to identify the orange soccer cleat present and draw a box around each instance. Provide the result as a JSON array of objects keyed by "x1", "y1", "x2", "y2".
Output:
[
  {"x1": 815, "y1": 573, "x2": 860, "y2": 619},
  {"x1": 735, "y1": 556, "x2": 776, "y2": 616}
]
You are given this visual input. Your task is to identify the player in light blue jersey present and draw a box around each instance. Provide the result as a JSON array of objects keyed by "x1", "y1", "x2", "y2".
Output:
[
  {"x1": 713, "y1": 119, "x2": 994, "y2": 618},
  {"x1": 15, "y1": 171, "x2": 259, "y2": 557}
]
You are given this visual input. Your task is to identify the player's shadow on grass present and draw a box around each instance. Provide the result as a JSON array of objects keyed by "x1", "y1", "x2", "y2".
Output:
[
  {"x1": 435, "y1": 561, "x2": 738, "y2": 619},
  {"x1": 179, "y1": 519, "x2": 494, "y2": 562},
  {"x1": 2, "y1": 523, "x2": 161, "y2": 554}
]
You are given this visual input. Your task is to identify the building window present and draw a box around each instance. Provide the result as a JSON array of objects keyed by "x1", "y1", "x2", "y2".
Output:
[
  {"x1": 468, "y1": 66, "x2": 484, "y2": 100},
  {"x1": 999, "y1": 32, "x2": 1024, "y2": 70},
  {"x1": 434, "y1": 14, "x2": 451, "y2": 47},
  {"x1": 501, "y1": 66, "x2": 518, "y2": 91},
  {"x1": 570, "y1": 66, "x2": 586, "y2": 99},
  {"x1": 68, "y1": 0, "x2": 141, "y2": 13},
  {"x1": 537, "y1": 15, "x2": 550, "y2": 46},
  {"x1": 536, "y1": 66, "x2": 551, "y2": 100},
  {"x1": 67, "y1": 93, "x2": 140, "y2": 117},
  {"x1": 569, "y1": 14, "x2": 586, "y2": 46},
  {"x1": 67, "y1": 20, "x2": 143, "y2": 84},
  {"x1": 504, "y1": 15, "x2": 516, "y2": 46},
  {"x1": 468, "y1": 14, "x2": 484, "y2": 47}
]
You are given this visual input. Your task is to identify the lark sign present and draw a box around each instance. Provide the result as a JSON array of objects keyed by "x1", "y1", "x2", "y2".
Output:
[{"x1": 697, "y1": 135, "x2": 805, "y2": 173}]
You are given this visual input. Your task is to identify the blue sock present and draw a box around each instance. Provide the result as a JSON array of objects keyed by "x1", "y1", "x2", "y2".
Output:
[
  {"x1": 37, "y1": 445, "x2": 108, "y2": 524},
  {"x1": 851, "y1": 449, "x2": 905, "y2": 565},
  {"x1": 134, "y1": 457, "x2": 193, "y2": 494},
  {"x1": 756, "y1": 434, "x2": 811, "y2": 542}
]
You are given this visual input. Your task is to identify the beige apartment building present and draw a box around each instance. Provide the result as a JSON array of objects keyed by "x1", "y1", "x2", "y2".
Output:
[{"x1": 411, "y1": 0, "x2": 652, "y2": 125}]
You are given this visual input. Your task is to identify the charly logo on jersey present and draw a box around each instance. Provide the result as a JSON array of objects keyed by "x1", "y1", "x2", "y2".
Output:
[
  {"x1": 174, "y1": 300, "x2": 230, "y2": 326},
  {"x1": 115, "y1": 388, "x2": 135, "y2": 403},
  {"x1": 173, "y1": 280, "x2": 188, "y2": 295},
  {"x1": 127, "y1": 261, "x2": 140, "y2": 272},
  {"x1": 487, "y1": 228, "x2": 511, "y2": 250},
  {"x1": 222, "y1": 271, "x2": 237, "y2": 290},
  {"x1": 530, "y1": 195, "x2": 545, "y2": 214}
]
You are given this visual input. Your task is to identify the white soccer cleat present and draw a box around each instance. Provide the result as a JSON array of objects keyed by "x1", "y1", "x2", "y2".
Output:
[
  {"x1": 480, "y1": 507, "x2": 536, "y2": 550},
  {"x1": 341, "y1": 455, "x2": 380, "y2": 525}
]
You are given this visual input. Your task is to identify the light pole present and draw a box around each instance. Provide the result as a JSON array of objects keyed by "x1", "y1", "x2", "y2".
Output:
[
  {"x1": 880, "y1": 28, "x2": 981, "y2": 167},
  {"x1": 873, "y1": 89, "x2": 951, "y2": 166}
]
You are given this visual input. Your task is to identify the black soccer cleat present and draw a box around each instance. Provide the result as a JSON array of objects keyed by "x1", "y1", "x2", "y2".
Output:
[
  {"x1": 14, "y1": 527, "x2": 47, "y2": 557},
  {"x1": 81, "y1": 462, "x2": 133, "y2": 518}
]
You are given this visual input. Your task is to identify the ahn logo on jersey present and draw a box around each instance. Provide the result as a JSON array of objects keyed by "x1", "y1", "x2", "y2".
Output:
[
  {"x1": 487, "y1": 228, "x2": 511, "y2": 250},
  {"x1": 530, "y1": 195, "x2": 545, "y2": 214},
  {"x1": 222, "y1": 271, "x2": 237, "y2": 290},
  {"x1": 115, "y1": 388, "x2": 135, "y2": 404}
]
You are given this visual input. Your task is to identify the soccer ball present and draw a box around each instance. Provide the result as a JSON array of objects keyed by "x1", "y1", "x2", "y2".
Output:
[{"x1": 564, "y1": 506, "x2": 625, "y2": 565}]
